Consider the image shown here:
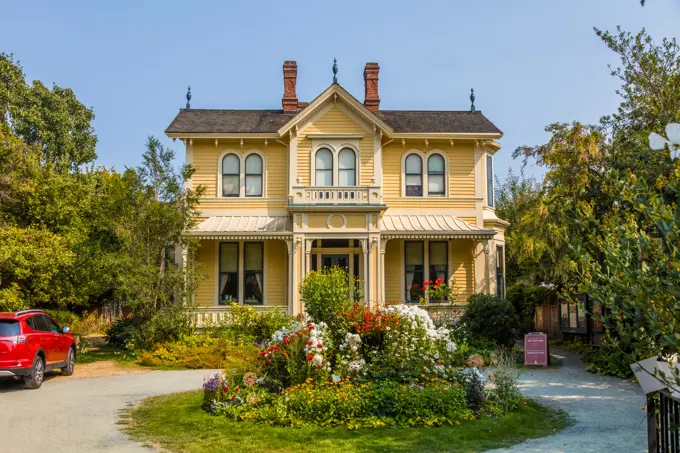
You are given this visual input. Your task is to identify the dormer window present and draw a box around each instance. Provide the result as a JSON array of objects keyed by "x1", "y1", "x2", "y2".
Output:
[
  {"x1": 315, "y1": 148, "x2": 333, "y2": 186},
  {"x1": 222, "y1": 153, "x2": 240, "y2": 197},
  {"x1": 405, "y1": 154, "x2": 423, "y2": 196},
  {"x1": 338, "y1": 148, "x2": 356, "y2": 186}
]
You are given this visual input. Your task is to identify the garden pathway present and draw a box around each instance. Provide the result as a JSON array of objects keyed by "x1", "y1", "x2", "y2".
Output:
[
  {"x1": 0, "y1": 368, "x2": 211, "y2": 452},
  {"x1": 487, "y1": 348, "x2": 647, "y2": 453}
]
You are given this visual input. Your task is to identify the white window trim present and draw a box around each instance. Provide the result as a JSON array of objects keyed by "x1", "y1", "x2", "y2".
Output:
[
  {"x1": 216, "y1": 149, "x2": 266, "y2": 198},
  {"x1": 214, "y1": 239, "x2": 268, "y2": 306},
  {"x1": 310, "y1": 143, "x2": 360, "y2": 187},
  {"x1": 400, "y1": 149, "x2": 449, "y2": 198}
]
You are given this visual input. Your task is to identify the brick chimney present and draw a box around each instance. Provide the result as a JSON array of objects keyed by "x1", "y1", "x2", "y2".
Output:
[
  {"x1": 282, "y1": 61, "x2": 298, "y2": 111},
  {"x1": 363, "y1": 62, "x2": 380, "y2": 112}
]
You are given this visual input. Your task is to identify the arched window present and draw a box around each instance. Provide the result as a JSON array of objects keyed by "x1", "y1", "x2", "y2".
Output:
[
  {"x1": 222, "y1": 153, "x2": 240, "y2": 197},
  {"x1": 427, "y1": 154, "x2": 445, "y2": 196},
  {"x1": 245, "y1": 154, "x2": 263, "y2": 197},
  {"x1": 405, "y1": 154, "x2": 423, "y2": 196},
  {"x1": 315, "y1": 148, "x2": 333, "y2": 186},
  {"x1": 338, "y1": 148, "x2": 356, "y2": 186}
]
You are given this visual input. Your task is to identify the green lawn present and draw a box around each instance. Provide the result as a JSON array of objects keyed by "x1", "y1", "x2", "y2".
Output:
[
  {"x1": 123, "y1": 391, "x2": 572, "y2": 453},
  {"x1": 77, "y1": 345, "x2": 136, "y2": 365}
]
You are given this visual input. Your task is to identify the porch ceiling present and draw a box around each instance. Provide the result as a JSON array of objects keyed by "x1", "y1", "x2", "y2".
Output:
[
  {"x1": 380, "y1": 214, "x2": 495, "y2": 239},
  {"x1": 186, "y1": 215, "x2": 292, "y2": 239}
]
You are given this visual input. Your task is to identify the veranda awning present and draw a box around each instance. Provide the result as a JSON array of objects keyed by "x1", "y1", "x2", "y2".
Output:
[
  {"x1": 186, "y1": 216, "x2": 292, "y2": 240},
  {"x1": 380, "y1": 214, "x2": 495, "y2": 239}
]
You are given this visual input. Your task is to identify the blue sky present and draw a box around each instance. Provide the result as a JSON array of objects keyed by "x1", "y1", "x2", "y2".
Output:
[{"x1": 3, "y1": 0, "x2": 680, "y2": 182}]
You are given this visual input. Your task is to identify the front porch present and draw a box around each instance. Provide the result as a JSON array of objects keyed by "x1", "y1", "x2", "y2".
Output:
[{"x1": 184, "y1": 213, "x2": 501, "y2": 316}]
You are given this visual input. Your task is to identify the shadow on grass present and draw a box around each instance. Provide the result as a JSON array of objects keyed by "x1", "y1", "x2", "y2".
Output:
[{"x1": 123, "y1": 391, "x2": 573, "y2": 453}]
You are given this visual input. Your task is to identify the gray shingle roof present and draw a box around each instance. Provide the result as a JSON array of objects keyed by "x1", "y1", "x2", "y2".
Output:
[{"x1": 165, "y1": 108, "x2": 501, "y2": 135}]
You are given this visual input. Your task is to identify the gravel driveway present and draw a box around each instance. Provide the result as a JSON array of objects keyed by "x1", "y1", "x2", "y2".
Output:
[
  {"x1": 487, "y1": 348, "x2": 647, "y2": 453},
  {"x1": 0, "y1": 349, "x2": 647, "y2": 453},
  {"x1": 0, "y1": 369, "x2": 211, "y2": 453}
]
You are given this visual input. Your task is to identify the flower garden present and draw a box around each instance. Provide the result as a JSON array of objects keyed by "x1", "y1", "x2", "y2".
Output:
[{"x1": 200, "y1": 268, "x2": 524, "y2": 429}]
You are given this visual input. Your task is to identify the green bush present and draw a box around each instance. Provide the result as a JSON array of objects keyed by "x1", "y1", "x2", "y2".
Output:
[
  {"x1": 132, "y1": 306, "x2": 195, "y2": 350},
  {"x1": 205, "y1": 303, "x2": 294, "y2": 345},
  {"x1": 137, "y1": 337, "x2": 259, "y2": 371},
  {"x1": 506, "y1": 283, "x2": 557, "y2": 333},
  {"x1": 106, "y1": 317, "x2": 138, "y2": 348},
  {"x1": 461, "y1": 294, "x2": 520, "y2": 347},
  {"x1": 300, "y1": 267, "x2": 361, "y2": 330}
]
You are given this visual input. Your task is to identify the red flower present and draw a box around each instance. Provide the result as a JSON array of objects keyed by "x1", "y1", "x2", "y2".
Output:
[
  {"x1": 307, "y1": 354, "x2": 314, "y2": 361},
  {"x1": 223, "y1": 385, "x2": 229, "y2": 392},
  {"x1": 435, "y1": 277, "x2": 445, "y2": 285},
  {"x1": 317, "y1": 343, "x2": 322, "y2": 348},
  {"x1": 260, "y1": 351, "x2": 266, "y2": 356},
  {"x1": 234, "y1": 386, "x2": 240, "y2": 392},
  {"x1": 283, "y1": 336, "x2": 290, "y2": 344},
  {"x1": 273, "y1": 344, "x2": 280, "y2": 350},
  {"x1": 231, "y1": 395, "x2": 236, "y2": 400},
  {"x1": 306, "y1": 341, "x2": 313, "y2": 346},
  {"x1": 309, "y1": 326, "x2": 315, "y2": 331}
]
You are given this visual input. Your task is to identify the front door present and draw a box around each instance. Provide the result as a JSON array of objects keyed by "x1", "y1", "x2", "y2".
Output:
[{"x1": 321, "y1": 254, "x2": 349, "y2": 271}]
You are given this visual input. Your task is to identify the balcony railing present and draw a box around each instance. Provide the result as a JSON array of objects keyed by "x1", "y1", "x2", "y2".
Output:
[{"x1": 290, "y1": 186, "x2": 382, "y2": 205}]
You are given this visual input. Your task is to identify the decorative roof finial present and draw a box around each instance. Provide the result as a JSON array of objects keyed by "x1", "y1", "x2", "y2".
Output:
[
  {"x1": 332, "y1": 58, "x2": 338, "y2": 84},
  {"x1": 186, "y1": 85, "x2": 192, "y2": 110},
  {"x1": 470, "y1": 88, "x2": 475, "y2": 112}
]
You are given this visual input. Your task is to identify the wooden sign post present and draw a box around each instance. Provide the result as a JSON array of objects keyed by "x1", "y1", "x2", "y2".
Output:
[{"x1": 524, "y1": 332, "x2": 550, "y2": 367}]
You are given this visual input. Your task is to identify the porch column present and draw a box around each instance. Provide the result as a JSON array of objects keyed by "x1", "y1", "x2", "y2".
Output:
[
  {"x1": 361, "y1": 239, "x2": 369, "y2": 304},
  {"x1": 285, "y1": 239, "x2": 295, "y2": 316},
  {"x1": 379, "y1": 238, "x2": 388, "y2": 307},
  {"x1": 304, "y1": 239, "x2": 313, "y2": 277},
  {"x1": 482, "y1": 240, "x2": 490, "y2": 295}
]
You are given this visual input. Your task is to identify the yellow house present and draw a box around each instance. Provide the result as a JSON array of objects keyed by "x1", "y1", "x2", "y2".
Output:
[{"x1": 165, "y1": 61, "x2": 508, "y2": 317}]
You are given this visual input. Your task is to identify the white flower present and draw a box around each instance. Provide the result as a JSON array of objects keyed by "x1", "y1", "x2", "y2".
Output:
[
  {"x1": 649, "y1": 123, "x2": 680, "y2": 160},
  {"x1": 311, "y1": 355, "x2": 324, "y2": 368},
  {"x1": 331, "y1": 374, "x2": 341, "y2": 383}
]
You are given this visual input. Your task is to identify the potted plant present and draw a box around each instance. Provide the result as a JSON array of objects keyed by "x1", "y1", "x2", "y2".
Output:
[{"x1": 420, "y1": 277, "x2": 457, "y2": 305}]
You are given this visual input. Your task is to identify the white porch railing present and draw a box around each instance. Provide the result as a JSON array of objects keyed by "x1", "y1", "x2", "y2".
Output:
[
  {"x1": 421, "y1": 304, "x2": 466, "y2": 326},
  {"x1": 290, "y1": 186, "x2": 382, "y2": 205},
  {"x1": 190, "y1": 305, "x2": 288, "y2": 329}
]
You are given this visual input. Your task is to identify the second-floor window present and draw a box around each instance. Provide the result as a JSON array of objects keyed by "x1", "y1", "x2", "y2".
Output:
[
  {"x1": 245, "y1": 154, "x2": 263, "y2": 197},
  {"x1": 338, "y1": 148, "x2": 356, "y2": 186},
  {"x1": 486, "y1": 155, "x2": 494, "y2": 207},
  {"x1": 222, "y1": 153, "x2": 240, "y2": 197},
  {"x1": 427, "y1": 154, "x2": 445, "y2": 196},
  {"x1": 220, "y1": 151, "x2": 265, "y2": 198},
  {"x1": 315, "y1": 148, "x2": 333, "y2": 186},
  {"x1": 405, "y1": 154, "x2": 423, "y2": 196}
]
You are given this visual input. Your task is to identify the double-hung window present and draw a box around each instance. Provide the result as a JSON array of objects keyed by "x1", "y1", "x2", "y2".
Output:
[
  {"x1": 404, "y1": 241, "x2": 425, "y2": 302},
  {"x1": 338, "y1": 148, "x2": 356, "y2": 186},
  {"x1": 219, "y1": 243, "x2": 239, "y2": 305},
  {"x1": 245, "y1": 154, "x2": 263, "y2": 197},
  {"x1": 496, "y1": 245, "x2": 505, "y2": 298},
  {"x1": 428, "y1": 241, "x2": 448, "y2": 285},
  {"x1": 405, "y1": 154, "x2": 423, "y2": 196},
  {"x1": 427, "y1": 154, "x2": 445, "y2": 196},
  {"x1": 315, "y1": 148, "x2": 333, "y2": 186},
  {"x1": 244, "y1": 243, "x2": 264, "y2": 305},
  {"x1": 222, "y1": 154, "x2": 240, "y2": 197}
]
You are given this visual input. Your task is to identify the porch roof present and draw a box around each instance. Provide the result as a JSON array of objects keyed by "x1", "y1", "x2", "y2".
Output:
[
  {"x1": 187, "y1": 215, "x2": 292, "y2": 239},
  {"x1": 380, "y1": 214, "x2": 495, "y2": 239}
]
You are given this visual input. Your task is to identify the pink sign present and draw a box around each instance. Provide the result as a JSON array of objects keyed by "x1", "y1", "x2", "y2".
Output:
[{"x1": 524, "y1": 333, "x2": 549, "y2": 367}]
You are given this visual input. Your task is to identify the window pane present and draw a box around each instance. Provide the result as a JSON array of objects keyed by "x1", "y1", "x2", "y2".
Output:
[
  {"x1": 222, "y1": 154, "x2": 239, "y2": 174},
  {"x1": 220, "y1": 243, "x2": 238, "y2": 272},
  {"x1": 219, "y1": 273, "x2": 238, "y2": 305},
  {"x1": 223, "y1": 175, "x2": 239, "y2": 196},
  {"x1": 42, "y1": 315, "x2": 60, "y2": 333},
  {"x1": 405, "y1": 241, "x2": 424, "y2": 302},
  {"x1": 244, "y1": 273, "x2": 263, "y2": 304},
  {"x1": 428, "y1": 174, "x2": 444, "y2": 195},
  {"x1": 406, "y1": 174, "x2": 422, "y2": 196},
  {"x1": 245, "y1": 175, "x2": 262, "y2": 196},
  {"x1": 316, "y1": 149, "x2": 333, "y2": 170},
  {"x1": 245, "y1": 154, "x2": 262, "y2": 174},
  {"x1": 405, "y1": 154, "x2": 422, "y2": 173},
  {"x1": 339, "y1": 149, "x2": 355, "y2": 169},
  {"x1": 0, "y1": 320, "x2": 20, "y2": 336},
  {"x1": 244, "y1": 243, "x2": 263, "y2": 270},
  {"x1": 428, "y1": 154, "x2": 445, "y2": 173},
  {"x1": 339, "y1": 169, "x2": 355, "y2": 186},
  {"x1": 430, "y1": 242, "x2": 447, "y2": 265},
  {"x1": 316, "y1": 169, "x2": 332, "y2": 186}
]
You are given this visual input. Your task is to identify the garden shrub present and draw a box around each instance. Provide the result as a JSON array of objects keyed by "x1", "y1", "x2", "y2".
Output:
[
  {"x1": 461, "y1": 294, "x2": 520, "y2": 347},
  {"x1": 137, "y1": 336, "x2": 259, "y2": 370},
  {"x1": 106, "y1": 317, "x2": 139, "y2": 348},
  {"x1": 204, "y1": 303, "x2": 295, "y2": 345},
  {"x1": 131, "y1": 305, "x2": 195, "y2": 350},
  {"x1": 300, "y1": 267, "x2": 361, "y2": 332},
  {"x1": 488, "y1": 348, "x2": 523, "y2": 413}
]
